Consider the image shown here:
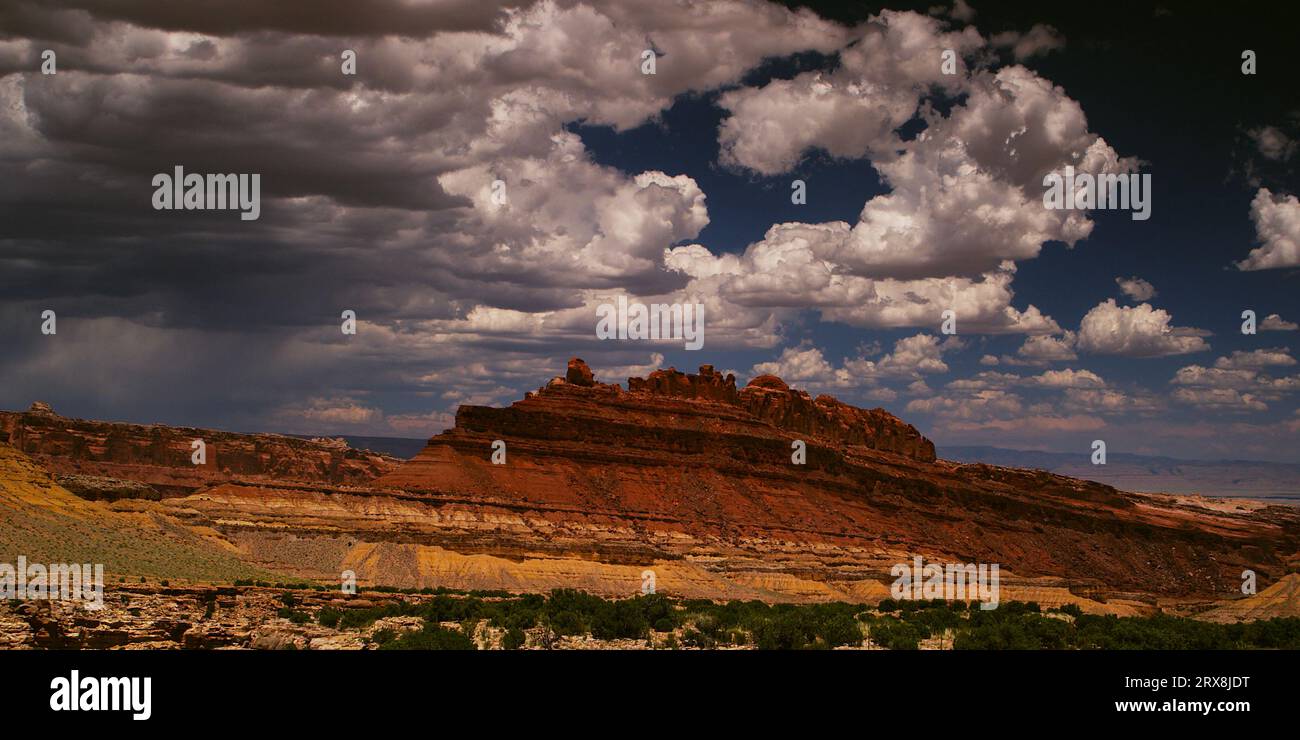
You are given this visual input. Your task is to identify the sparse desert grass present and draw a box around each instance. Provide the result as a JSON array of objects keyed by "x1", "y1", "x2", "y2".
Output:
[{"x1": 0, "y1": 444, "x2": 286, "y2": 584}]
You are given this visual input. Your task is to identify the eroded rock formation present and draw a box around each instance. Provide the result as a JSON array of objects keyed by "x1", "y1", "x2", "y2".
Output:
[
  {"x1": 5, "y1": 361, "x2": 1299, "y2": 607},
  {"x1": 361, "y1": 359, "x2": 1300, "y2": 599},
  {"x1": 0, "y1": 403, "x2": 400, "y2": 498}
]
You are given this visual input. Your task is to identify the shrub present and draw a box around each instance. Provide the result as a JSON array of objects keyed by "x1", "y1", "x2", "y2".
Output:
[
  {"x1": 276, "y1": 607, "x2": 311, "y2": 625},
  {"x1": 954, "y1": 615, "x2": 1069, "y2": 650},
  {"x1": 546, "y1": 610, "x2": 586, "y2": 637},
  {"x1": 501, "y1": 628, "x2": 526, "y2": 650},
  {"x1": 753, "y1": 610, "x2": 815, "y2": 650},
  {"x1": 868, "y1": 617, "x2": 926, "y2": 650},
  {"x1": 380, "y1": 625, "x2": 476, "y2": 650},
  {"x1": 591, "y1": 598, "x2": 650, "y2": 640},
  {"x1": 681, "y1": 628, "x2": 715, "y2": 649},
  {"x1": 1056, "y1": 603, "x2": 1083, "y2": 618},
  {"x1": 817, "y1": 612, "x2": 864, "y2": 648}
]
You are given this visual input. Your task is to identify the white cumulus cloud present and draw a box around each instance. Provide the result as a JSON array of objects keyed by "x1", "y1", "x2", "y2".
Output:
[
  {"x1": 1077, "y1": 299, "x2": 1210, "y2": 357},
  {"x1": 1237, "y1": 188, "x2": 1300, "y2": 270}
]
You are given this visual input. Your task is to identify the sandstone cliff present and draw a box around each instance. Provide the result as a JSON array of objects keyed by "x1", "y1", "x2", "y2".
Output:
[
  {"x1": 1199, "y1": 573, "x2": 1300, "y2": 622},
  {"x1": 5, "y1": 361, "x2": 1299, "y2": 608},
  {"x1": 0, "y1": 441, "x2": 279, "y2": 584},
  {"x1": 0, "y1": 403, "x2": 401, "y2": 498},
  {"x1": 362, "y1": 359, "x2": 1300, "y2": 599}
]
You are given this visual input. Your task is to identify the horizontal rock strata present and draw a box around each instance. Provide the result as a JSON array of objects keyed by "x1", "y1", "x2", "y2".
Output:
[
  {"x1": 0, "y1": 402, "x2": 400, "y2": 497},
  {"x1": 6, "y1": 361, "x2": 1299, "y2": 606}
]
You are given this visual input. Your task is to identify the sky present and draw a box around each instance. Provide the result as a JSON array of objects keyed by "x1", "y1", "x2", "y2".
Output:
[{"x1": 1, "y1": 0, "x2": 1298, "y2": 461}]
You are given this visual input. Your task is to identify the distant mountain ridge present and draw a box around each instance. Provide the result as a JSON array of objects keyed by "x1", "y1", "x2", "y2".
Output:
[
  {"x1": 290, "y1": 435, "x2": 427, "y2": 460},
  {"x1": 942, "y1": 446, "x2": 1300, "y2": 500}
]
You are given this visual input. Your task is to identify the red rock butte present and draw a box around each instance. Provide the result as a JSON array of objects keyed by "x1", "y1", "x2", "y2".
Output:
[
  {"x1": 369, "y1": 358, "x2": 1300, "y2": 602},
  {"x1": 3, "y1": 359, "x2": 1298, "y2": 606}
]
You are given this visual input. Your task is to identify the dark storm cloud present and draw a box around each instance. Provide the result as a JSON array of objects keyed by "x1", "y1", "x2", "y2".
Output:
[
  {"x1": 4, "y1": 0, "x2": 523, "y2": 40},
  {"x1": 9, "y1": 74, "x2": 465, "y2": 209},
  {"x1": 1, "y1": 0, "x2": 842, "y2": 326},
  {"x1": 0, "y1": 27, "x2": 455, "y2": 94},
  {"x1": 0, "y1": 3, "x2": 99, "y2": 46}
]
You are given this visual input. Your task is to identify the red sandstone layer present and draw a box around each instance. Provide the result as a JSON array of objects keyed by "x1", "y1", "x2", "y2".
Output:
[
  {"x1": 369, "y1": 359, "x2": 1300, "y2": 598},
  {"x1": 5, "y1": 360, "x2": 1298, "y2": 604},
  {"x1": 0, "y1": 402, "x2": 399, "y2": 497}
]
